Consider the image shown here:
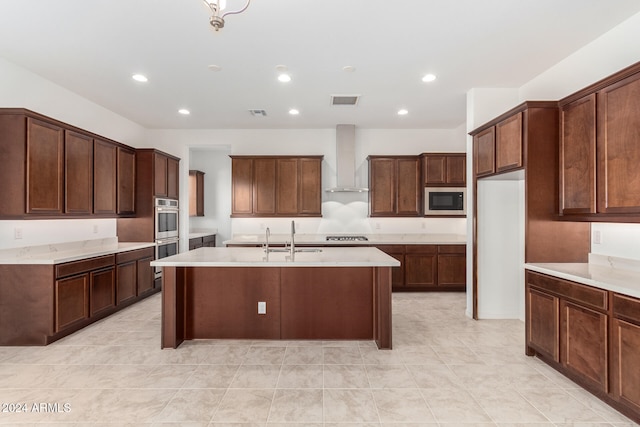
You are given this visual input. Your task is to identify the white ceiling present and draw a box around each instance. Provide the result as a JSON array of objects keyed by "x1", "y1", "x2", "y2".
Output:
[{"x1": 1, "y1": 1, "x2": 640, "y2": 130}]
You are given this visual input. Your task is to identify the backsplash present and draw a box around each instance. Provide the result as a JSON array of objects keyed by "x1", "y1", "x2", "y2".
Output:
[
  {"x1": 591, "y1": 223, "x2": 640, "y2": 261},
  {"x1": 0, "y1": 219, "x2": 117, "y2": 250}
]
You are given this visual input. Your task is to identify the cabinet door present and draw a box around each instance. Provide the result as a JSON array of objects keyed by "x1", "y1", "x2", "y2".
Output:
[
  {"x1": 93, "y1": 140, "x2": 117, "y2": 214},
  {"x1": 376, "y1": 246, "x2": 404, "y2": 288},
  {"x1": 437, "y1": 245, "x2": 466, "y2": 288},
  {"x1": 55, "y1": 274, "x2": 89, "y2": 332},
  {"x1": 277, "y1": 158, "x2": 298, "y2": 215},
  {"x1": 116, "y1": 261, "x2": 137, "y2": 305},
  {"x1": 202, "y1": 234, "x2": 217, "y2": 247},
  {"x1": 424, "y1": 155, "x2": 447, "y2": 185},
  {"x1": 117, "y1": 147, "x2": 136, "y2": 215},
  {"x1": 446, "y1": 155, "x2": 466, "y2": 186},
  {"x1": 369, "y1": 158, "x2": 396, "y2": 216},
  {"x1": 495, "y1": 112, "x2": 523, "y2": 172},
  {"x1": 597, "y1": 72, "x2": 640, "y2": 214},
  {"x1": 167, "y1": 157, "x2": 179, "y2": 199},
  {"x1": 404, "y1": 246, "x2": 437, "y2": 287},
  {"x1": 64, "y1": 130, "x2": 93, "y2": 214},
  {"x1": 189, "y1": 237, "x2": 203, "y2": 250},
  {"x1": 474, "y1": 127, "x2": 495, "y2": 177},
  {"x1": 253, "y1": 158, "x2": 276, "y2": 215},
  {"x1": 560, "y1": 94, "x2": 597, "y2": 215},
  {"x1": 26, "y1": 118, "x2": 64, "y2": 214},
  {"x1": 231, "y1": 158, "x2": 253, "y2": 215},
  {"x1": 561, "y1": 300, "x2": 608, "y2": 392},
  {"x1": 611, "y1": 318, "x2": 640, "y2": 412},
  {"x1": 299, "y1": 158, "x2": 322, "y2": 215},
  {"x1": 526, "y1": 286, "x2": 559, "y2": 362},
  {"x1": 90, "y1": 267, "x2": 115, "y2": 317},
  {"x1": 189, "y1": 170, "x2": 205, "y2": 217},
  {"x1": 137, "y1": 256, "x2": 154, "y2": 295},
  {"x1": 396, "y1": 158, "x2": 421, "y2": 216},
  {"x1": 154, "y1": 152, "x2": 168, "y2": 197}
]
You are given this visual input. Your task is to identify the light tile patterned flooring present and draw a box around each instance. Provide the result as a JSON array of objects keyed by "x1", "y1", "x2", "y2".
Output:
[{"x1": 0, "y1": 292, "x2": 638, "y2": 426}]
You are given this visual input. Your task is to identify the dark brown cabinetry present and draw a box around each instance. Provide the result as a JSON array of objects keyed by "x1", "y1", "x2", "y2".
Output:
[
  {"x1": 473, "y1": 127, "x2": 496, "y2": 178},
  {"x1": 377, "y1": 244, "x2": 466, "y2": 291},
  {"x1": 611, "y1": 294, "x2": 640, "y2": 415},
  {"x1": 560, "y1": 64, "x2": 640, "y2": 220},
  {"x1": 496, "y1": 112, "x2": 523, "y2": 172},
  {"x1": 188, "y1": 234, "x2": 217, "y2": 250},
  {"x1": 368, "y1": 156, "x2": 421, "y2": 217},
  {"x1": 116, "y1": 260, "x2": 137, "y2": 305},
  {"x1": 90, "y1": 266, "x2": 116, "y2": 317},
  {"x1": 230, "y1": 156, "x2": 322, "y2": 217},
  {"x1": 153, "y1": 152, "x2": 180, "y2": 199},
  {"x1": 0, "y1": 109, "x2": 136, "y2": 219},
  {"x1": 189, "y1": 170, "x2": 205, "y2": 217},
  {"x1": 55, "y1": 274, "x2": 89, "y2": 333},
  {"x1": 116, "y1": 247, "x2": 155, "y2": 306},
  {"x1": 422, "y1": 153, "x2": 466, "y2": 187}
]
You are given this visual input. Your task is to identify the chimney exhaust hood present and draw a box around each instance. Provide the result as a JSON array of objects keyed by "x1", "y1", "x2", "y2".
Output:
[{"x1": 326, "y1": 124, "x2": 369, "y2": 193}]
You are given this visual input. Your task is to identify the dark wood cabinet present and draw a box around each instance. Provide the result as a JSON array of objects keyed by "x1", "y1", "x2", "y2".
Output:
[
  {"x1": 137, "y1": 255, "x2": 154, "y2": 296},
  {"x1": 153, "y1": 152, "x2": 180, "y2": 199},
  {"x1": 369, "y1": 156, "x2": 421, "y2": 217},
  {"x1": 93, "y1": 139, "x2": 117, "y2": 215},
  {"x1": 559, "y1": 63, "x2": 640, "y2": 221},
  {"x1": 64, "y1": 130, "x2": 93, "y2": 215},
  {"x1": 189, "y1": 170, "x2": 205, "y2": 217},
  {"x1": 526, "y1": 286, "x2": 560, "y2": 362},
  {"x1": 188, "y1": 234, "x2": 217, "y2": 250},
  {"x1": 496, "y1": 112, "x2": 523, "y2": 173},
  {"x1": 90, "y1": 266, "x2": 116, "y2": 317},
  {"x1": 116, "y1": 261, "x2": 137, "y2": 305},
  {"x1": 473, "y1": 127, "x2": 495, "y2": 177},
  {"x1": 167, "y1": 157, "x2": 180, "y2": 199},
  {"x1": 116, "y1": 247, "x2": 155, "y2": 305},
  {"x1": 55, "y1": 274, "x2": 89, "y2": 333},
  {"x1": 230, "y1": 155, "x2": 322, "y2": 217},
  {"x1": 117, "y1": 147, "x2": 136, "y2": 215},
  {"x1": 377, "y1": 244, "x2": 465, "y2": 291},
  {"x1": 423, "y1": 153, "x2": 466, "y2": 187},
  {"x1": 611, "y1": 294, "x2": 640, "y2": 415},
  {"x1": 27, "y1": 118, "x2": 64, "y2": 214}
]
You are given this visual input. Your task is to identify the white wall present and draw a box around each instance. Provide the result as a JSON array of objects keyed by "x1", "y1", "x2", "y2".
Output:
[{"x1": 0, "y1": 219, "x2": 116, "y2": 250}]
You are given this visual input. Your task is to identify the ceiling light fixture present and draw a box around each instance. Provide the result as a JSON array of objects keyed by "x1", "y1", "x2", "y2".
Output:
[
  {"x1": 132, "y1": 74, "x2": 148, "y2": 82},
  {"x1": 422, "y1": 73, "x2": 437, "y2": 82},
  {"x1": 178, "y1": 109, "x2": 191, "y2": 115},
  {"x1": 202, "y1": 0, "x2": 251, "y2": 31},
  {"x1": 397, "y1": 109, "x2": 409, "y2": 115},
  {"x1": 278, "y1": 73, "x2": 292, "y2": 83},
  {"x1": 289, "y1": 109, "x2": 300, "y2": 115}
]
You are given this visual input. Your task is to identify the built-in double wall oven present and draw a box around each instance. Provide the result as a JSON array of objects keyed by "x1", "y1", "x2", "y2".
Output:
[{"x1": 155, "y1": 198, "x2": 179, "y2": 279}]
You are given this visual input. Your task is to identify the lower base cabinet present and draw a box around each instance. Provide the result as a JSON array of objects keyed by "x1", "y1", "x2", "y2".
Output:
[
  {"x1": 90, "y1": 267, "x2": 116, "y2": 317},
  {"x1": 189, "y1": 233, "x2": 217, "y2": 250},
  {"x1": 526, "y1": 270, "x2": 640, "y2": 423},
  {"x1": 54, "y1": 274, "x2": 89, "y2": 333},
  {"x1": 377, "y1": 244, "x2": 466, "y2": 291}
]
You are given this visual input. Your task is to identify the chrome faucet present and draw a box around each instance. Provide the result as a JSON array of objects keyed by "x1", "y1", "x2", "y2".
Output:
[
  {"x1": 264, "y1": 227, "x2": 270, "y2": 260},
  {"x1": 290, "y1": 220, "x2": 296, "y2": 260}
]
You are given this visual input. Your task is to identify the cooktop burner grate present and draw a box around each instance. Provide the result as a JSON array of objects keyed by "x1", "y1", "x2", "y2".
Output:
[{"x1": 325, "y1": 235, "x2": 369, "y2": 241}]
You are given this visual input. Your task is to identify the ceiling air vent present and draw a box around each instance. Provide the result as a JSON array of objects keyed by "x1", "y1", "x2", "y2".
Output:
[
  {"x1": 331, "y1": 95, "x2": 360, "y2": 106},
  {"x1": 249, "y1": 109, "x2": 267, "y2": 117}
]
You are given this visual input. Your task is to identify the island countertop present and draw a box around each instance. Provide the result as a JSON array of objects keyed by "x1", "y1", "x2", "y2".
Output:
[
  {"x1": 151, "y1": 246, "x2": 401, "y2": 267},
  {"x1": 223, "y1": 233, "x2": 466, "y2": 246}
]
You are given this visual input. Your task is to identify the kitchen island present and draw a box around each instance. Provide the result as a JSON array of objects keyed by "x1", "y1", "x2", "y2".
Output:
[{"x1": 152, "y1": 246, "x2": 400, "y2": 349}]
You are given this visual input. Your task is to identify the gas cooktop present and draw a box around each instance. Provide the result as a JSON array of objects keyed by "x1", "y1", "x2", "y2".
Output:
[{"x1": 325, "y1": 235, "x2": 369, "y2": 241}]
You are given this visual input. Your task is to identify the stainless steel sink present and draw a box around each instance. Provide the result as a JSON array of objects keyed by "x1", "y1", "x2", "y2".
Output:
[{"x1": 294, "y1": 248, "x2": 322, "y2": 253}]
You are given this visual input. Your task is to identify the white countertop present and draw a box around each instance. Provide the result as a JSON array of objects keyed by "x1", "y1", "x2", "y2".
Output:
[
  {"x1": 223, "y1": 233, "x2": 467, "y2": 246},
  {"x1": 525, "y1": 254, "x2": 640, "y2": 299},
  {"x1": 0, "y1": 238, "x2": 156, "y2": 265},
  {"x1": 188, "y1": 229, "x2": 218, "y2": 239},
  {"x1": 151, "y1": 246, "x2": 401, "y2": 267}
]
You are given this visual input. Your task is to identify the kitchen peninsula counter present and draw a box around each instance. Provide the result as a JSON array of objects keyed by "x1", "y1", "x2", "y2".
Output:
[
  {"x1": 224, "y1": 233, "x2": 467, "y2": 246},
  {"x1": 153, "y1": 247, "x2": 399, "y2": 350}
]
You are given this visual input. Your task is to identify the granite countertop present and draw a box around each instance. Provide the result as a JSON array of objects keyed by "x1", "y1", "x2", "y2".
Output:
[
  {"x1": 151, "y1": 246, "x2": 401, "y2": 268},
  {"x1": 525, "y1": 254, "x2": 640, "y2": 299},
  {"x1": 223, "y1": 233, "x2": 467, "y2": 246},
  {"x1": 0, "y1": 237, "x2": 156, "y2": 265},
  {"x1": 188, "y1": 229, "x2": 218, "y2": 239}
]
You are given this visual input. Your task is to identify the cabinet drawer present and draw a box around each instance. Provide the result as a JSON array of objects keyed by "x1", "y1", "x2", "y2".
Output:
[
  {"x1": 526, "y1": 271, "x2": 607, "y2": 311},
  {"x1": 202, "y1": 234, "x2": 216, "y2": 244},
  {"x1": 613, "y1": 293, "x2": 640, "y2": 325},
  {"x1": 405, "y1": 245, "x2": 437, "y2": 254},
  {"x1": 438, "y1": 244, "x2": 466, "y2": 254},
  {"x1": 56, "y1": 254, "x2": 115, "y2": 278},
  {"x1": 116, "y1": 247, "x2": 154, "y2": 264}
]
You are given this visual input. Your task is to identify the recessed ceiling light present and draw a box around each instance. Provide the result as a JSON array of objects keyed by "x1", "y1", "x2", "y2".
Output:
[
  {"x1": 289, "y1": 109, "x2": 300, "y2": 115},
  {"x1": 178, "y1": 109, "x2": 190, "y2": 115},
  {"x1": 208, "y1": 64, "x2": 222, "y2": 72},
  {"x1": 397, "y1": 109, "x2": 409, "y2": 116},
  {"x1": 278, "y1": 73, "x2": 291, "y2": 83},
  {"x1": 132, "y1": 74, "x2": 148, "y2": 82},
  {"x1": 422, "y1": 73, "x2": 437, "y2": 82},
  {"x1": 342, "y1": 65, "x2": 356, "y2": 72}
]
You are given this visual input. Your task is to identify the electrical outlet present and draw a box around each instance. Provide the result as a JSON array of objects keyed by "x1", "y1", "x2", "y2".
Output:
[
  {"x1": 593, "y1": 230, "x2": 602, "y2": 244},
  {"x1": 14, "y1": 227, "x2": 23, "y2": 239},
  {"x1": 375, "y1": 222, "x2": 381, "y2": 230},
  {"x1": 257, "y1": 301, "x2": 266, "y2": 314},
  {"x1": 93, "y1": 224, "x2": 99, "y2": 234}
]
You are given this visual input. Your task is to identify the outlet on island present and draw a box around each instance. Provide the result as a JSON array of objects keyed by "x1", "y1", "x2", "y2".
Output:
[{"x1": 257, "y1": 301, "x2": 266, "y2": 314}]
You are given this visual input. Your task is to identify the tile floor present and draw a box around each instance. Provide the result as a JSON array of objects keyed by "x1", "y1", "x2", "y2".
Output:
[{"x1": 0, "y1": 292, "x2": 638, "y2": 426}]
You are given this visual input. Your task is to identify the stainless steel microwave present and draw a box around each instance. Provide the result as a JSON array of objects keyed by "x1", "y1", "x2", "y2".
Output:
[{"x1": 424, "y1": 188, "x2": 466, "y2": 216}]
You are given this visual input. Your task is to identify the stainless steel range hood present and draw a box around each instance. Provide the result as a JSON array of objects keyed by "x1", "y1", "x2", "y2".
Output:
[{"x1": 326, "y1": 124, "x2": 369, "y2": 192}]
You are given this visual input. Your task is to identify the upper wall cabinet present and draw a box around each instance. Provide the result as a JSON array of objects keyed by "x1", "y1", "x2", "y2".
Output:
[
  {"x1": 230, "y1": 155, "x2": 323, "y2": 217},
  {"x1": 368, "y1": 156, "x2": 421, "y2": 217},
  {"x1": 559, "y1": 62, "x2": 640, "y2": 221},
  {"x1": 422, "y1": 153, "x2": 466, "y2": 187},
  {"x1": 189, "y1": 170, "x2": 205, "y2": 217},
  {"x1": 153, "y1": 152, "x2": 180, "y2": 199},
  {"x1": 0, "y1": 109, "x2": 136, "y2": 219}
]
